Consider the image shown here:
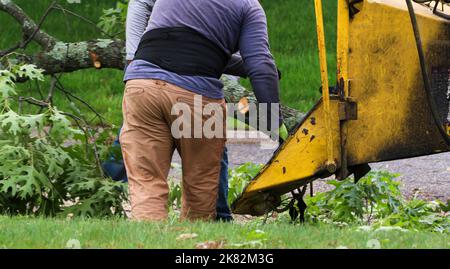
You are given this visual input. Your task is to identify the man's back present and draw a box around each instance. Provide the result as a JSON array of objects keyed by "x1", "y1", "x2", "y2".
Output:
[
  {"x1": 125, "y1": 0, "x2": 280, "y2": 114},
  {"x1": 148, "y1": 0, "x2": 247, "y2": 56}
]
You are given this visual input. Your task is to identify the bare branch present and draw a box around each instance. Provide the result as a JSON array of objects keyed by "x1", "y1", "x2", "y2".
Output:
[
  {"x1": 53, "y1": 76, "x2": 107, "y2": 126},
  {"x1": 53, "y1": 4, "x2": 114, "y2": 39},
  {"x1": 0, "y1": 0, "x2": 57, "y2": 54},
  {"x1": 19, "y1": 96, "x2": 50, "y2": 108}
]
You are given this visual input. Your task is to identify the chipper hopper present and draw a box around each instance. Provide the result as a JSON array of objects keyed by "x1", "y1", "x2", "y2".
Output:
[{"x1": 232, "y1": 0, "x2": 450, "y2": 217}]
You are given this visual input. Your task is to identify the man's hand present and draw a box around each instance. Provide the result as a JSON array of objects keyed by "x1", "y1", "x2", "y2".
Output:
[
  {"x1": 279, "y1": 123, "x2": 288, "y2": 141},
  {"x1": 270, "y1": 123, "x2": 288, "y2": 143}
]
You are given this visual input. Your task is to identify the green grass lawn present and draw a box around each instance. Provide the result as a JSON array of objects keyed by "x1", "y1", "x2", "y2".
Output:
[
  {"x1": 0, "y1": 216, "x2": 448, "y2": 249},
  {"x1": 0, "y1": 0, "x2": 337, "y2": 126}
]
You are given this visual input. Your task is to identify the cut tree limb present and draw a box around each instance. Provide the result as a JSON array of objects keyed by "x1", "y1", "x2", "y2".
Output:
[
  {"x1": 222, "y1": 76, "x2": 304, "y2": 130},
  {"x1": 30, "y1": 39, "x2": 127, "y2": 73}
]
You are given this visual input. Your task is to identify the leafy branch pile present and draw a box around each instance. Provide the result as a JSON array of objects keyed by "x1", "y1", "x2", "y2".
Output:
[
  {"x1": 0, "y1": 64, "x2": 127, "y2": 217},
  {"x1": 283, "y1": 172, "x2": 449, "y2": 233}
]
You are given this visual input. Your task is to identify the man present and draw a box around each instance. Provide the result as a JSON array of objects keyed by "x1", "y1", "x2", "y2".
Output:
[
  {"x1": 103, "y1": 0, "x2": 255, "y2": 222},
  {"x1": 121, "y1": 0, "x2": 285, "y2": 221}
]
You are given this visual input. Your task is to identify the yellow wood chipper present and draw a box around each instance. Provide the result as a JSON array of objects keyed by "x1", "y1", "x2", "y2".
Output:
[{"x1": 232, "y1": 0, "x2": 450, "y2": 218}]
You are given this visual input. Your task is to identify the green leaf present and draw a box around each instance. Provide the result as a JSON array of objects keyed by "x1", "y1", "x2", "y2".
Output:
[
  {"x1": 0, "y1": 166, "x2": 42, "y2": 199},
  {"x1": 71, "y1": 178, "x2": 99, "y2": 192},
  {"x1": 19, "y1": 168, "x2": 46, "y2": 199},
  {"x1": 20, "y1": 113, "x2": 46, "y2": 134},
  {"x1": 0, "y1": 110, "x2": 22, "y2": 135},
  {"x1": 14, "y1": 64, "x2": 44, "y2": 81},
  {"x1": 0, "y1": 70, "x2": 16, "y2": 81},
  {"x1": 49, "y1": 109, "x2": 84, "y2": 142},
  {"x1": 65, "y1": 197, "x2": 97, "y2": 217},
  {"x1": 0, "y1": 76, "x2": 17, "y2": 100}
]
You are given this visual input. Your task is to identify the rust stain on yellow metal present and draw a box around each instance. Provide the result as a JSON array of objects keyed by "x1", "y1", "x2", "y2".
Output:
[
  {"x1": 244, "y1": 99, "x2": 341, "y2": 194},
  {"x1": 232, "y1": 0, "x2": 449, "y2": 215}
]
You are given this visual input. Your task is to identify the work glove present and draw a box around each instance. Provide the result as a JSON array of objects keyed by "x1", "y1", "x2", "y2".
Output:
[
  {"x1": 279, "y1": 123, "x2": 288, "y2": 141},
  {"x1": 270, "y1": 123, "x2": 289, "y2": 144}
]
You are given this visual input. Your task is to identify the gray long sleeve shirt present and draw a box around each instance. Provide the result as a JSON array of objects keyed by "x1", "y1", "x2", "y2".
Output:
[{"x1": 124, "y1": 0, "x2": 280, "y2": 110}]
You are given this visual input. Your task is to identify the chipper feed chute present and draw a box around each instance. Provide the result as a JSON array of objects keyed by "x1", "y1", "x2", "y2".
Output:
[{"x1": 232, "y1": 0, "x2": 450, "y2": 216}]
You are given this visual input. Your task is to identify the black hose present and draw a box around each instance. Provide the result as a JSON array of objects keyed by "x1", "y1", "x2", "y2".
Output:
[
  {"x1": 432, "y1": 0, "x2": 450, "y2": 20},
  {"x1": 405, "y1": 0, "x2": 450, "y2": 144},
  {"x1": 412, "y1": 1, "x2": 450, "y2": 20}
]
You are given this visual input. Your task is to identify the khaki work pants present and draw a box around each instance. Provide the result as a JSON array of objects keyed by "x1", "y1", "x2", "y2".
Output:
[{"x1": 120, "y1": 79, "x2": 226, "y2": 221}]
